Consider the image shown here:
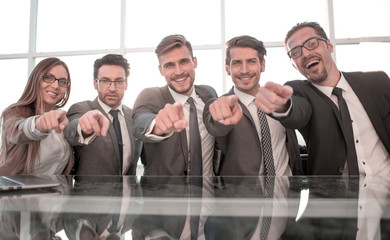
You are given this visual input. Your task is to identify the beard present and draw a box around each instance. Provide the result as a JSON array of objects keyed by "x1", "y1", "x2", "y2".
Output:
[
  {"x1": 167, "y1": 73, "x2": 195, "y2": 95},
  {"x1": 301, "y1": 66, "x2": 328, "y2": 84}
]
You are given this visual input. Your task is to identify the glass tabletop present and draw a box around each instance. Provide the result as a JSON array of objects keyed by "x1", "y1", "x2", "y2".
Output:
[{"x1": 0, "y1": 175, "x2": 389, "y2": 239}]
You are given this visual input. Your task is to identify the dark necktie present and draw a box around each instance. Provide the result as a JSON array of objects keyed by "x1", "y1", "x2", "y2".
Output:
[
  {"x1": 187, "y1": 97, "x2": 203, "y2": 176},
  {"x1": 107, "y1": 214, "x2": 120, "y2": 233},
  {"x1": 332, "y1": 87, "x2": 359, "y2": 175},
  {"x1": 109, "y1": 109, "x2": 123, "y2": 174},
  {"x1": 257, "y1": 109, "x2": 276, "y2": 176}
]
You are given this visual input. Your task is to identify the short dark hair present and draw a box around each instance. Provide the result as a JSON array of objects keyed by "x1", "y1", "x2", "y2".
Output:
[
  {"x1": 225, "y1": 35, "x2": 266, "y2": 66},
  {"x1": 93, "y1": 54, "x2": 130, "y2": 79},
  {"x1": 155, "y1": 34, "x2": 194, "y2": 60},
  {"x1": 284, "y1": 21, "x2": 328, "y2": 45}
]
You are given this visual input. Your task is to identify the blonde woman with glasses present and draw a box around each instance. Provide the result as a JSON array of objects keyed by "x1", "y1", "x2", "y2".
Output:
[{"x1": 0, "y1": 57, "x2": 73, "y2": 175}]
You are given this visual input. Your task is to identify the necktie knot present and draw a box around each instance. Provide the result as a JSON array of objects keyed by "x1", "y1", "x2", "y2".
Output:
[
  {"x1": 109, "y1": 109, "x2": 120, "y2": 119},
  {"x1": 332, "y1": 87, "x2": 343, "y2": 99},
  {"x1": 187, "y1": 97, "x2": 195, "y2": 106}
]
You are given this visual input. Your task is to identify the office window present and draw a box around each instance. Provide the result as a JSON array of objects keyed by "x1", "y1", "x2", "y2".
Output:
[
  {"x1": 37, "y1": 0, "x2": 121, "y2": 52},
  {"x1": 336, "y1": 43, "x2": 390, "y2": 75},
  {"x1": 126, "y1": 0, "x2": 221, "y2": 47},
  {"x1": 225, "y1": 0, "x2": 328, "y2": 42},
  {"x1": 334, "y1": 0, "x2": 390, "y2": 38},
  {"x1": 0, "y1": 59, "x2": 28, "y2": 114},
  {"x1": 0, "y1": 1, "x2": 30, "y2": 54}
]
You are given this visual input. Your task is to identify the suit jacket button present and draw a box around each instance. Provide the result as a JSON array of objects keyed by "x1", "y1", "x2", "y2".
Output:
[
  {"x1": 253, "y1": 166, "x2": 259, "y2": 171},
  {"x1": 338, "y1": 167, "x2": 344, "y2": 173},
  {"x1": 184, "y1": 170, "x2": 188, "y2": 175}
]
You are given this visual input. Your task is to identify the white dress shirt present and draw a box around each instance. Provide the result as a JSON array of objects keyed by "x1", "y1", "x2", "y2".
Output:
[{"x1": 313, "y1": 74, "x2": 390, "y2": 176}]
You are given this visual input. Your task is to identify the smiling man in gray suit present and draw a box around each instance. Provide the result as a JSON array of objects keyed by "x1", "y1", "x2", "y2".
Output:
[
  {"x1": 203, "y1": 35, "x2": 302, "y2": 176},
  {"x1": 132, "y1": 34, "x2": 218, "y2": 176},
  {"x1": 65, "y1": 54, "x2": 142, "y2": 175}
]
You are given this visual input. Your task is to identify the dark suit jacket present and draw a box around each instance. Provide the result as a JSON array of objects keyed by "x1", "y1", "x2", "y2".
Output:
[
  {"x1": 65, "y1": 98, "x2": 142, "y2": 175},
  {"x1": 132, "y1": 85, "x2": 218, "y2": 176},
  {"x1": 279, "y1": 71, "x2": 390, "y2": 175},
  {"x1": 203, "y1": 88, "x2": 303, "y2": 176}
]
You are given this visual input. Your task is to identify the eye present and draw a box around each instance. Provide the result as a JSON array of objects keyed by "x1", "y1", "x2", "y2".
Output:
[
  {"x1": 306, "y1": 38, "x2": 317, "y2": 48},
  {"x1": 290, "y1": 47, "x2": 301, "y2": 57},
  {"x1": 248, "y1": 59, "x2": 258, "y2": 64},
  {"x1": 164, "y1": 63, "x2": 174, "y2": 68},
  {"x1": 43, "y1": 75, "x2": 53, "y2": 81},
  {"x1": 180, "y1": 59, "x2": 190, "y2": 64}
]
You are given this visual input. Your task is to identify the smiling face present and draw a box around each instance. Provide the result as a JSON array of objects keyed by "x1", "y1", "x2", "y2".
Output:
[
  {"x1": 226, "y1": 47, "x2": 265, "y2": 96},
  {"x1": 93, "y1": 65, "x2": 127, "y2": 109},
  {"x1": 287, "y1": 27, "x2": 339, "y2": 86},
  {"x1": 40, "y1": 65, "x2": 68, "y2": 112},
  {"x1": 158, "y1": 46, "x2": 197, "y2": 96}
]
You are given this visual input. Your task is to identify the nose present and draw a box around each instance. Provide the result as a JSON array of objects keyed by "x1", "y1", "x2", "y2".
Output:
[
  {"x1": 301, "y1": 46, "x2": 311, "y2": 57},
  {"x1": 109, "y1": 81, "x2": 117, "y2": 91},
  {"x1": 174, "y1": 63, "x2": 183, "y2": 75},
  {"x1": 51, "y1": 79, "x2": 59, "y2": 89},
  {"x1": 240, "y1": 62, "x2": 249, "y2": 73}
]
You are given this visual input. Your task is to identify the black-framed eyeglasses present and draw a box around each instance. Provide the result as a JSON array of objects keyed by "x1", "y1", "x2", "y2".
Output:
[
  {"x1": 95, "y1": 78, "x2": 127, "y2": 89},
  {"x1": 42, "y1": 74, "x2": 71, "y2": 88},
  {"x1": 287, "y1": 36, "x2": 327, "y2": 59}
]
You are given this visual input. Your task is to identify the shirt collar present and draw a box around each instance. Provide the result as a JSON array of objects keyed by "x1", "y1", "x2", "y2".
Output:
[
  {"x1": 97, "y1": 97, "x2": 124, "y2": 116},
  {"x1": 312, "y1": 72, "x2": 349, "y2": 98},
  {"x1": 168, "y1": 86, "x2": 198, "y2": 105},
  {"x1": 233, "y1": 86, "x2": 255, "y2": 107}
]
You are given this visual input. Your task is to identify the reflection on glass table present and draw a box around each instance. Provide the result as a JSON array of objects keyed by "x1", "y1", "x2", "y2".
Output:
[{"x1": 0, "y1": 175, "x2": 389, "y2": 240}]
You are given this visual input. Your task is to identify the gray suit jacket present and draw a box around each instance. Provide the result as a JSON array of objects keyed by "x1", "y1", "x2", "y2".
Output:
[
  {"x1": 203, "y1": 88, "x2": 303, "y2": 176},
  {"x1": 132, "y1": 85, "x2": 218, "y2": 175},
  {"x1": 65, "y1": 98, "x2": 142, "y2": 175},
  {"x1": 279, "y1": 71, "x2": 390, "y2": 175}
]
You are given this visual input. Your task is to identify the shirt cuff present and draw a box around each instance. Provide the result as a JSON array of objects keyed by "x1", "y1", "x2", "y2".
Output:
[
  {"x1": 23, "y1": 116, "x2": 50, "y2": 140},
  {"x1": 144, "y1": 119, "x2": 174, "y2": 141},
  {"x1": 271, "y1": 99, "x2": 293, "y2": 118},
  {"x1": 77, "y1": 124, "x2": 97, "y2": 144}
]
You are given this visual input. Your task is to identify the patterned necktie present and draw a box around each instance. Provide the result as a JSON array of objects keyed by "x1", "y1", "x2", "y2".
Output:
[
  {"x1": 332, "y1": 87, "x2": 359, "y2": 175},
  {"x1": 260, "y1": 177, "x2": 275, "y2": 240},
  {"x1": 187, "y1": 97, "x2": 203, "y2": 176},
  {"x1": 109, "y1": 109, "x2": 123, "y2": 174},
  {"x1": 257, "y1": 109, "x2": 276, "y2": 176}
]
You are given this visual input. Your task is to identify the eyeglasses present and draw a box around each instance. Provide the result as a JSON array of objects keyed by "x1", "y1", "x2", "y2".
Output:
[
  {"x1": 42, "y1": 74, "x2": 71, "y2": 88},
  {"x1": 96, "y1": 78, "x2": 127, "y2": 89},
  {"x1": 287, "y1": 36, "x2": 327, "y2": 59}
]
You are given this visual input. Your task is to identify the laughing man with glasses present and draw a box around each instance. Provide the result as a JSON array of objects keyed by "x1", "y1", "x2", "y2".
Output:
[{"x1": 255, "y1": 21, "x2": 390, "y2": 177}]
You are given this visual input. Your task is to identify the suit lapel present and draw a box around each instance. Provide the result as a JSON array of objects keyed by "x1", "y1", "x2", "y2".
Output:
[
  {"x1": 160, "y1": 86, "x2": 189, "y2": 165},
  {"x1": 344, "y1": 72, "x2": 390, "y2": 148},
  {"x1": 92, "y1": 98, "x2": 121, "y2": 167},
  {"x1": 307, "y1": 82, "x2": 345, "y2": 131},
  {"x1": 123, "y1": 106, "x2": 136, "y2": 163}
]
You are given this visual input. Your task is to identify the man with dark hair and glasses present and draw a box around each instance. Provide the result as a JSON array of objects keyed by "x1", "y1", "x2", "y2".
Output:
[
  {"x1": 65, "y1": 54, "x2": 142, "y2": 175},
  {"x1": 255, "y1": 21, "x2": 390, "y2": 176}
]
